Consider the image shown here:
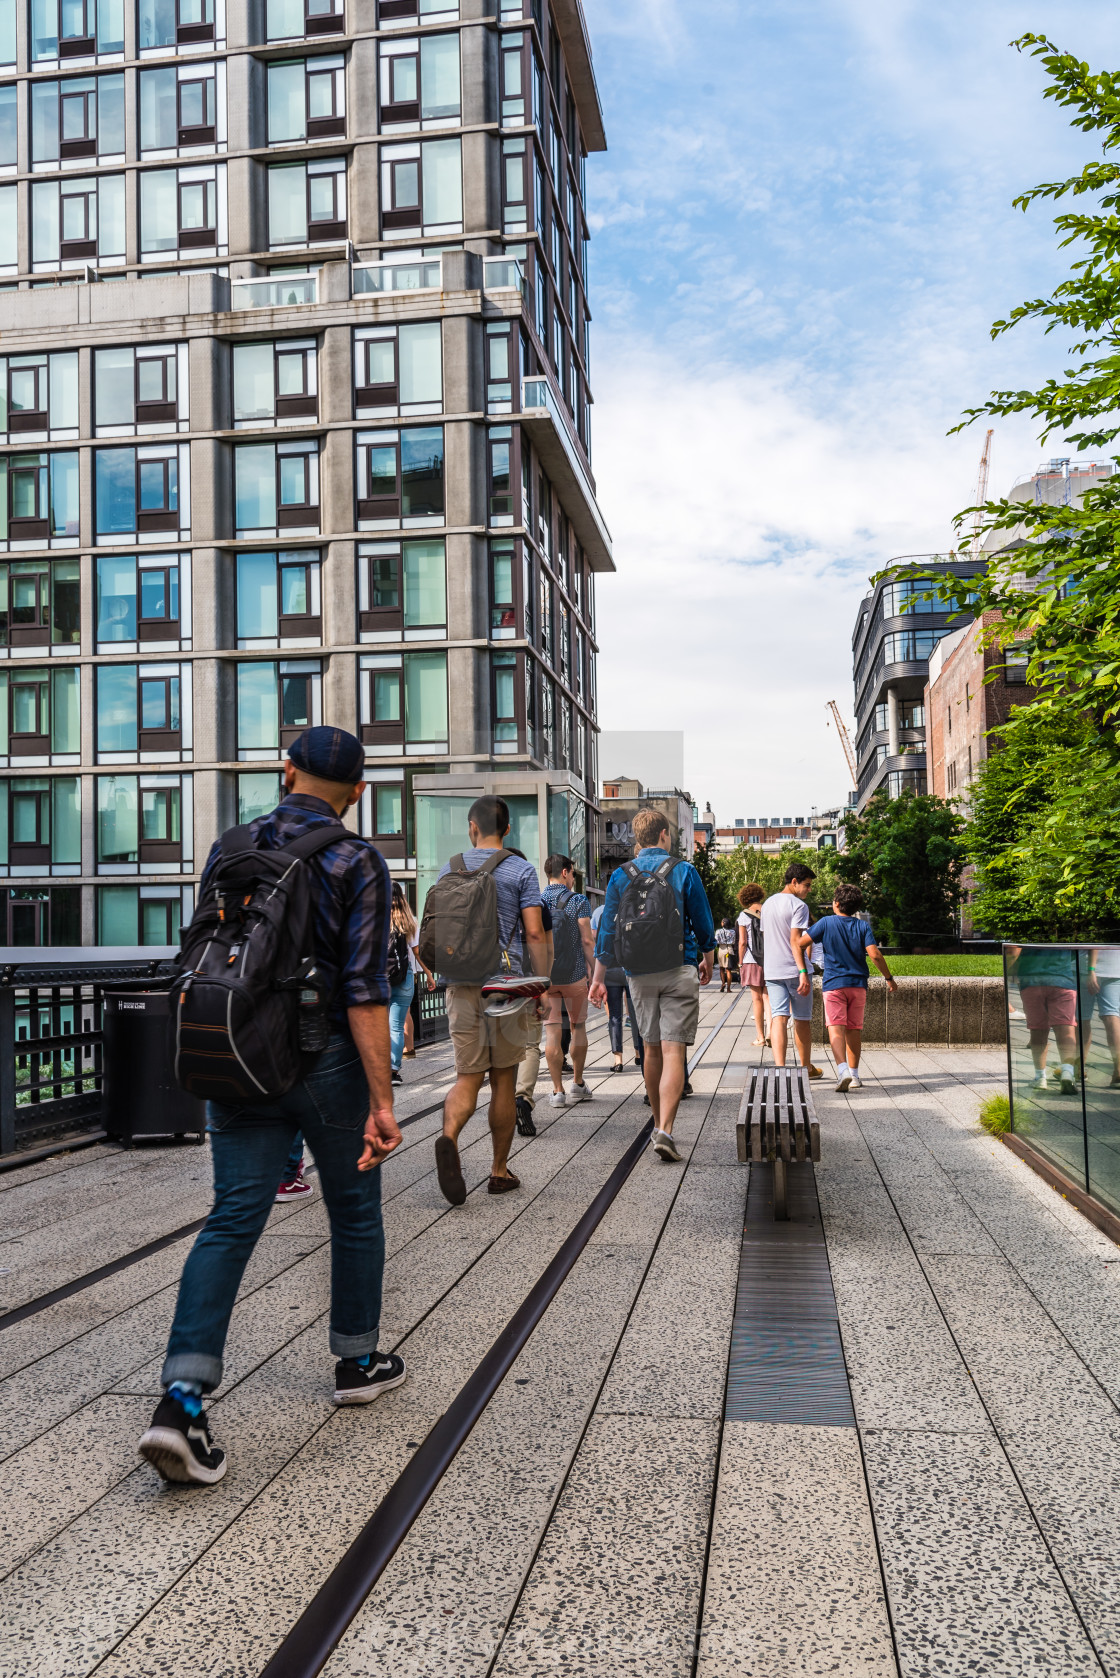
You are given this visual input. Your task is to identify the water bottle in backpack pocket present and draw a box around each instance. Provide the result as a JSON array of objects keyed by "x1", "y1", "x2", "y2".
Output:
[{"x1": 613, "y1": 857, "x2": 685, "y2": 975}]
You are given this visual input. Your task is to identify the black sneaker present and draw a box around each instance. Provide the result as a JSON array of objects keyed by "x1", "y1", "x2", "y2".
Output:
[
  {"x1": 139, "y1": 1393, "x2": 227, "y2": 1486},
  {"x1": 515, "y1": 1096, "x2": 537, "y2": 1137},
  {"x1": 391, "y1": 1069, "x2": 403, "y2": 1085},
  {"x1": 562, "y1": 1058, "x2": 573, "y2": 1074},
  {"x1": 333, "y1": 1350, "x2": 407, "y2": 1406},
  {"x1": 682, "y1": 1080, "x2": 693, "y2": 1098}
]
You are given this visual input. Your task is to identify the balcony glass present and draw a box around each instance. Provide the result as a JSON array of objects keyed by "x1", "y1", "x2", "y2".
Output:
[
  {"x1": 230, "y1": 275, "x2": 317, "y2": 310},
  {"x1": 482, "y1": 256, "x2": 524, "y2": 296},
  {"x1": 352, "y1": 259, "x2": 440, "y2": 296}
]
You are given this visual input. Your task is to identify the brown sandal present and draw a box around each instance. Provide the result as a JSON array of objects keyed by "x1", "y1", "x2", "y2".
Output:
[
  {"x1": 435, "y1": 1135, "x2": 466, "y2": 1205},
  {"x1": 487, "y1": 1171, "x2": 520, "y2": 1195}
]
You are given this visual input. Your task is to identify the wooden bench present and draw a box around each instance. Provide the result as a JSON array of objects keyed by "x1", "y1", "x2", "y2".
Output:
[{"x1": 736, "y1": 1065, "x2": 820, "y2": 1219}]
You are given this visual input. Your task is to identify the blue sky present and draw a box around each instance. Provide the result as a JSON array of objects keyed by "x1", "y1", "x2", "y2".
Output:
[{"x1": 581, "y1": 0, "x2": 1120, "y2": 819}]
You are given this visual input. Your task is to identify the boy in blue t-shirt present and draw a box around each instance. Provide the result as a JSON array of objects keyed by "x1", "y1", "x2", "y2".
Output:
[{"x1": 794, "y1": 883, "x2": 896, "y2": 1093}]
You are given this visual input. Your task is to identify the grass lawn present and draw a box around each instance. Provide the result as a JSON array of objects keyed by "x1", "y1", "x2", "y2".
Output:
[{"x1": 886, "y1": 955, "x2": 1003, "y2": 977}]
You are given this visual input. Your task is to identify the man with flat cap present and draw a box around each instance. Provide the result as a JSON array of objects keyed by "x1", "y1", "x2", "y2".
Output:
[{"x1": 138, "y1": 727, "x2": 404, "y2": 1487}]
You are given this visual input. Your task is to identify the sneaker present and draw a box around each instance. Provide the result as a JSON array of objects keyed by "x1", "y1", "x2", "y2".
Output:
[
  {"x1": 1111, "y1": 1071, "x2": 1120, "y2": 1089},
  {"x1": 139, "y1": 1393, "x2": 227, "y2": 1485},
  {"x1": 1031, "y1": 1070, "x2": 1049, "y2": 1091},
  {"x1": 567, "y1": 1082, "x2": 591, "y2": 1103},
  {"x1": 681, "y1": 1080, "x2": 694, "y2": 1099},
  {"x1": 835, "y1": 1067, "x2": 852, "y2": 1093},
  {"x1": 333, "y1": 1350, "x2": 407, "y2": 1406},
  {"x1": 562, "y1": 1058, "x2": 573, "y2": 1074},
  {"x1": 391, "y1": 1069, "x2": 403, "y2": 1085},
  {"x1": 549, "y1": 1091, "x2": 567, "y2": 1109},
  {"x1": 652, "y1": 1128, "x2": 683, "y2": 1163},
  {"x1": 1059, "y1": 1064, "x2": 1078, "y2": 1094},
  {"x1": 515, "y1": 1096, "x2": 537, "y2": 1137},
  {"x1": 848, "y1": 1072, "x2": 862, "y2": 1091},
  {"x1": 275, "y1": 1162, "x2": 313, "y2": 1202}
]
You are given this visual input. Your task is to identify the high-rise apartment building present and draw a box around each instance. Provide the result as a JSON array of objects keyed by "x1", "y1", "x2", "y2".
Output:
[{"x1": 0, "y1": 0, "x2": 611, "y2": 945}]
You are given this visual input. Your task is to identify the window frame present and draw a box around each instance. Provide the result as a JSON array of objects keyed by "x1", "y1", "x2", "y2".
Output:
[
  {"x1": 355, "y1": 426, "x2": 444, "y2": 528},
  {"x1": 235, "y1": 548, "x2": 321, "y2": 649},
  {"x1": 232, "y1": 339, "x2": 318, "y2": 427}
]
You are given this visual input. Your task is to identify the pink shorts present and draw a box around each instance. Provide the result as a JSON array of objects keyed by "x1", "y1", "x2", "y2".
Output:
[
  {"x1": 544, "y1": 979, "x2": 589, "y2": 1027},
  {"x1": 824, "y1": 987, "x2": 867, "y2": 1030},
  {"x1": 741, "y1": 963, "x2": 764, "y2": 988},
  {"x1": 1020, "y1": 985, "x2": 1076, "y2": 1030}
]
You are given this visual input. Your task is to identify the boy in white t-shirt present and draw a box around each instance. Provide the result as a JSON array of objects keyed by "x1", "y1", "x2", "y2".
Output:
[{"x1": 759, "y1": 863, "x2": 823, "y2": 1078}]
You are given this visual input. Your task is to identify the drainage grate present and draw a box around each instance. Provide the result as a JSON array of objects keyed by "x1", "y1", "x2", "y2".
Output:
[{"x1": 724, "y1": 1160, "x2": 855, "y2": 1428}]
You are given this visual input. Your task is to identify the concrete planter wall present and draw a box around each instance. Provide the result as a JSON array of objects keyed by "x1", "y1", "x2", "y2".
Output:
[{"x1": 808, "y1": 976, "x2": 1006, "y2": 1047}]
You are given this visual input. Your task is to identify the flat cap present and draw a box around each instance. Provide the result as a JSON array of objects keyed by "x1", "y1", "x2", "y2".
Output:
[{"x1": 287, "y1": 726, "x2": 366, "y2": 785}]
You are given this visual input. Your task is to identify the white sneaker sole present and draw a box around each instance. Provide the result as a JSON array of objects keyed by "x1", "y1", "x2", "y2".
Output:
[
  {"x1": 835, "y1": 1071, "x2": 852, "y2": 1092},
  {"x1": 333, "y1": 1367, "x2": 408, "y2": 1406},
  {"x1": 567, "y1": 1086, "x2": 591, "y2": 1103},
  {"x1": 652, "y1": 1133, "x2": 683, "y2": 1163},
  {"x1": 138, "y1": 1426, "x2": 227, "y2": 1485}
]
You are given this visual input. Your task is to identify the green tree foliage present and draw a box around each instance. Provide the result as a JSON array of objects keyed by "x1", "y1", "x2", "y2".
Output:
[
  {"x1": 691, "y1": 835, "x2": 732, "y2": 922},
  {"x1": 713, "y1": 842, "x2": 842, "y2": 922},
  {"x1": 907, "y1": 36, "x2": 1120, "y2": 935},
  {"x1": 966, "y1": 707, "x2": 1120, "y2": 938},
  {"x1": 838, "y1": 791, "x2": 966, "y2": 951}
]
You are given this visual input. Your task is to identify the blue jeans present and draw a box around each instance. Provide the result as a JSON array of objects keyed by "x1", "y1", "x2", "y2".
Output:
[
  {"x1": 389, "y1": 969, "x2": 415, "y2": 1070},
  {"x1": 281, "y1": 1132, "x2": 305, "y2": 1184},
  {"x1": 161, "y1": 1034, "x2": 384, "y2": 1393}
]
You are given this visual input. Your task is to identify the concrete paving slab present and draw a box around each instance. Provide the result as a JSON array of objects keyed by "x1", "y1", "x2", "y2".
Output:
[
  {"x1": 863, "y1": 1426, "x2": 1104, "y2": 1677},
  {"x1": 696, "y1": 1419, "x2": 896, "y2": 1678}
]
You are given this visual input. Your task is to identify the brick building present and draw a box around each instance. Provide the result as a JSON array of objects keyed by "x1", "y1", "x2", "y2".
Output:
[{"x1": 924, "y1": 612, "x2": 1035, "y2": 807}]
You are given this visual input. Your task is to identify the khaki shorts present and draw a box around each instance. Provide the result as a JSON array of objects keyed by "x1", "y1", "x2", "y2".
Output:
[
  {"x1": 446, "y1": 983, "x2": 533, "y2": 1076},
  {"x1": 627, "y1": 964, "x2": 700, "y2": 1045},
  {"x1": 543, "y1": 978, "x2": 589, "y2": 1027}
]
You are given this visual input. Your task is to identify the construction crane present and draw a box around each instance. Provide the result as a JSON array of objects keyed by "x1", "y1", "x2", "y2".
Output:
[
  {"x1": 970, "y1": 427, "x2": 994, "y2": 546},
  {"x1": 827, "y1": 701, "x2": 858, "y2": 787}
]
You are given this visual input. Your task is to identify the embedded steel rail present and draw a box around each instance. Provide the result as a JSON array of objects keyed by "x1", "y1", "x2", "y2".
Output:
[{"x1": 260, "y1": 987, "x2": 744, "y2": 1678}]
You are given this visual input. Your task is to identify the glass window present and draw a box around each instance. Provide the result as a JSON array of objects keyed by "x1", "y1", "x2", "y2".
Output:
[
  {"x1": 237, "y1": 551, "x2": 278, "y2": 641},
  {"x1": 0, "y1": 183, "x2": 14, "y2": 266},
  {"x1": 399, "y1": 322, "x2": 441, "y2": 405},
  {"x1": 402, "y1": 538, "x2": 445, "y2": 627},
  {"x1": 96, "y1": 552, "x2": 137, "y2": 642},
  {"x1": 375, "y1": 783, "x2": 402, "y2": 835},
  {"x1": 421, "y1": 136, "x2": 461, "y2": 224},
  {"x1": 0, "y1": 0, "x2": 14, "y2": 65},
  {"x1": 419, "y1": 33, "x2": 459, "y2": 120},
  {"x1": 0, "y1": 83, "x2": 16, "y2": 167},
  {"x1": 401, "y1": 427, "x2": 443, "y2": 518},
  {"x1": 268, "y1": 162, "x2": 307, "y2": 244},
  {"x1": 139, "y1": 66, "x2": 177, "y2": 149},
  {"x1": 404, "y1": 650, "x2": 446, "y2": 742},
  {"x1": 97, "y1": 772, "x2": 137, "y2": 861},
  {"x1": 238, "y1": 770, "x2": 281, "y2": 823},
  {"x1": 235, "y1": 444, "x2": 276, "y2": 531},
  {"x1": 268, "y1": 60, "x2": 304, "y2": 141},
  {"x1": 233, "y1": 343, "x2": 275, "y2": 422},
  {"x1": 237, "y1": 662, "x2": 278, "y2": 751},
  {"x1": 96, "y1": 663, "x2": 137, "y2": 751}
]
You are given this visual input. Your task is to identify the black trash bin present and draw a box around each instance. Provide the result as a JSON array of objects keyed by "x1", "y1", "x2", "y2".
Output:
[{"x1": 102, "y1": 986, "x2": 205, "y2": 1144}]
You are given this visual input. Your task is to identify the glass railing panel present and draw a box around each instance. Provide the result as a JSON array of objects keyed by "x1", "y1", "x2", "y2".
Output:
[
  {"x1": 352, "y1": 260, "x2": 441, "y2": 295},
  {"x1": 231, "y1": 276, "x2": 317, "y2": 310},
  {"x1": 483, "y1": 257, "x2": 525, "y2": 296},
  {"x1": 1006, "y1": 943, "x2": 1088, "y2": 1189},
  {"x1": 1080, "y1": 944, "x2": 1120, "y2": 1215}
]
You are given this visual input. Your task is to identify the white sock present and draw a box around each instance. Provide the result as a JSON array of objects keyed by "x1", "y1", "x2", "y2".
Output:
[{"x1": 1060, "y1": 1063, "x2": 1075, "y2": 1077}]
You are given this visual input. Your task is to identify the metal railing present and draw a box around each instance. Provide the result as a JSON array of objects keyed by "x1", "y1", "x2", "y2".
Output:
[{"x1": 0, "y1": 948, "x2": 177, "y2": 1155}]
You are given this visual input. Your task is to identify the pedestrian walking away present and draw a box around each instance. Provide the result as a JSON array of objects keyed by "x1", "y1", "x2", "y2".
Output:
[
  {"x1": 420, "y1": 796, "x2": 550, "y2": 1204},
  {"x1": 714, "y1": 918, "x2": 736, "y2": 992},
  {"x1": 138, "y1": 726, "x2": 404, "y2": 1488},
  {"x1": 760, "y1": 863, "x2": 824, "y2": 1079},
  {"x1": 514, "y1": 889, "x2": 555, "y2": 1135},
  {"x1": 590, "y1": 806, "x2": 715, "y2": 1162},
  {"x1": 737, "y1": 882, "x2": 770, "y2": 1046},
  {"x1": 793, "y1": 882, "x2": 896, "y2": 1091},
  {"x1": 387, "y1": 880, "x2": 436, "y2": 1083},
  {"x1": 591, "y1": 901, "x2": 644, "y2": 1072},
  {"x1": 1007, "y1": 943, "x2": 1081, "y2": 1094},
  {"x1": 542, "y1": 853, "x2": 596, "y2": 1107}
]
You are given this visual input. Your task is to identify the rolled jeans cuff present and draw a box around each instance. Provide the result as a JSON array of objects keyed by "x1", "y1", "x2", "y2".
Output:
[
  {"x1": 161, "y1": 1352, "x2": 224, "y2": 1394},
  {"x1": 330, "y1": 1326, "x2": 383, "y2": 1358}
]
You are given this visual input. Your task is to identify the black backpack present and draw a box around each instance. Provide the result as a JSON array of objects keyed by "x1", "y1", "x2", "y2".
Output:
[
  {"x1": 545, "y1": 885, "x2": 584, "y2": 981},
  {"x1": 386, "y1": 929, "x2": 410, "y2": 988},
  {"x1": 614, "y1": 857, "x2": 685, "y2": 975},
  {"x1": 417, "y1": 849, "x2": 512, "y2": 983},
  {"x1": 169, "y1": 820, "x2": 350, "y2": 1104}
]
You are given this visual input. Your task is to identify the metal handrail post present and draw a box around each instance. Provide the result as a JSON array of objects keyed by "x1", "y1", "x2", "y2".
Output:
[{"x1": 0, "y1": 977, "x2": 15, "y2": 1156}]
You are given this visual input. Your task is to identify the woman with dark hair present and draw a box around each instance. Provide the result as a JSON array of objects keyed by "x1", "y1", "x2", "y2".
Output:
[
  {"x1": 737, "y1": 882, "x2": 770, "y2": 1046},
  {"x1": 388, "y1": 881, "x2": 435, "y2": 1083}
]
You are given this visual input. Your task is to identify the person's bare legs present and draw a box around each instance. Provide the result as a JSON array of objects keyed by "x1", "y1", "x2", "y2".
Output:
[
  {"x1": 443, "y1": 1071, "x2": 486, "y2": 1142},
  {"x1": 487, "y1": 1065, "x2": 518, "y2": 1178},
  {"x1": 771, "y1": 1015, "x2": 789, "y2": 1066},
  {"x1": 793, "y1": 1019, "x2": 814, "y2": 1070},
  {"x1": 570, "y1": 1021, "x2": 588, "y2": 1085},
  {"x1": 751, "y1": 986, "x2": 767, "y2": 1045},
  {"x1": 1105, "y1": 1014, "x2": 1120, "y2": 1075},
  {"x1": 845, "y1": 1026, "x2": 863, "y2": 1071},
  {"x1": 1029, "y1": 1027, "x2": 1050, "y2": 1074},
  {"x1": 544, "y1": 1021, "x2": 565, "y2": 1093},
  {"x1": 1054, "y1": 1023, "x2": 1078, "y2": 1070},
  {"x1": 827, "y1": 1023, "x2": 849, "y2": 1072},
  {"x1": 643, "y1": 1040, "x2": 687, "y2": 1134}
]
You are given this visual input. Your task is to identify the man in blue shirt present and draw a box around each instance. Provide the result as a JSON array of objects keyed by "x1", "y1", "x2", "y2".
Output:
[
  {"x1": 793, "y1": 882, "x2": 896, "y2": 1093},
  {"x1": 590, "y1": 807, "x2": 715, "y2": 1162}
]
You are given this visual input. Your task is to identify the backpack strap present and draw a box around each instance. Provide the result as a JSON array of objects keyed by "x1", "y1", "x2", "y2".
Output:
[
  {"x1": 621, "y1": 861, "x2": 642, "y2": 883},
  {"x1": 282, "y1": 823, "x2": 351, "y2": 863},
  {"x1": 653, "y1": 856, "x2": 677, "y2": 881},
  {"x1": 219, "y1": 824, "x2": 257, "y2": 857},
  {"x1": 449, "y1": 853, "x2": 467, "y2": 874}
]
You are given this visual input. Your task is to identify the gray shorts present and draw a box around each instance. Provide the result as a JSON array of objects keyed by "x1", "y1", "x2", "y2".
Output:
[{"x1": 627, "y1": 964, "x2": 700, "y2": 1045}]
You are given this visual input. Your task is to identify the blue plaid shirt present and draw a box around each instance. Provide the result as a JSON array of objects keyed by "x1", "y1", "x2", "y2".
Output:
[{"x1": 200, "y1": 793, "x2": 391, "y2": 1025}]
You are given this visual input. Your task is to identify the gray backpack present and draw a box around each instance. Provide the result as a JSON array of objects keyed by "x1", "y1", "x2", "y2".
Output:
[{"x1": 417, "y1": 849, "x2": 512, "y2": 983}]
